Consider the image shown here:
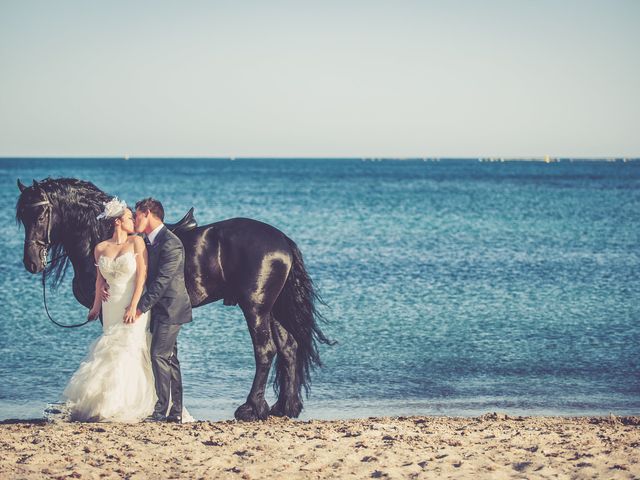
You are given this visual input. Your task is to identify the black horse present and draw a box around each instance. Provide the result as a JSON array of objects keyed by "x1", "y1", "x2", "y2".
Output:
[{"x1": 15, "y1": 177, "x2": 333, "y2": 421}]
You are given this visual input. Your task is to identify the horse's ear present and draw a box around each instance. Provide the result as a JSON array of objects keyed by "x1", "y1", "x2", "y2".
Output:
[
  {"x1": 32, "y1": 179, "x2": 39, "y2": 187},
  {"x1": 17, "y1": 179, "x2": 27, "y2": 192}
]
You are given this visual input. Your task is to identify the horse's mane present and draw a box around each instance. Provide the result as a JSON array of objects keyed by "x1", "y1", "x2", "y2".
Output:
[{"x1": 16, "y1": 177, "x2": 112, "y2": 288}]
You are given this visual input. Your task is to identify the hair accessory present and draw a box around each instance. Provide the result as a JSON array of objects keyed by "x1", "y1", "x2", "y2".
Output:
[{"x1": 97, "y1": 197, "x2": 127, "y2": 220}]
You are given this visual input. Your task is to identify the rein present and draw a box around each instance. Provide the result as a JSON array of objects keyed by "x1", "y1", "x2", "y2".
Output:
[
  {"x1": 28, "y1": 193, "x2": 93, "y2": 329},
  {"x1": 42, "y1": 261, "x2": 92, "y2": 329}
]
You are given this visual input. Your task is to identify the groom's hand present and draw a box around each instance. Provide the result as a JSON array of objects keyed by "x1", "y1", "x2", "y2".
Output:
[{"x1": 101, "y1": 283, "x2": 110, "y2": 302}]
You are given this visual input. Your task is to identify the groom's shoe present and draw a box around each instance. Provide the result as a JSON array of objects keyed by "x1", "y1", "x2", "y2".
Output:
[
  {"x1": 166, "y1": 413, "x2": 182, "y2": 423},
  {"x1": 144, "y1": 411, "x2": 167, "y2": 422}
]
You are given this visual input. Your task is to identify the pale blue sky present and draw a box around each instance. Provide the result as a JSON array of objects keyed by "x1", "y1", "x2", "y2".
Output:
[{"x1": 1, "y1": 0, "x2": 638, "y2": 157}]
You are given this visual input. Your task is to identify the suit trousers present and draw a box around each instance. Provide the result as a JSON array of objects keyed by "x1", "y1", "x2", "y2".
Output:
[{"x1": 150, "y1": 322, "x2": 183, "y2": 416}]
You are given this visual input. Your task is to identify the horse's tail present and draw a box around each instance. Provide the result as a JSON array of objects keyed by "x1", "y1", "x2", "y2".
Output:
[{"x1": 272, "y1": 237, "x2": 335, "y2": 399}]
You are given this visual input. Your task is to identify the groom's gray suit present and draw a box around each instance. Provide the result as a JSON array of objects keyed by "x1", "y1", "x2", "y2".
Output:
[{"x1": 138, "y1": 225, "x2": 192, "y2": 418}]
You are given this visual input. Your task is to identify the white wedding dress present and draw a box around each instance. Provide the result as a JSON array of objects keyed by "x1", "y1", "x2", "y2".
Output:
[{"x1": 63, "y1": 251, "x2": 192, "y2": 422}]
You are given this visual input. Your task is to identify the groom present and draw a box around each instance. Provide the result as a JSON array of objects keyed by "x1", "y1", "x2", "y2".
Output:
[{"x1": 134, "y1": 198, "x2": 192, "y2": 423}]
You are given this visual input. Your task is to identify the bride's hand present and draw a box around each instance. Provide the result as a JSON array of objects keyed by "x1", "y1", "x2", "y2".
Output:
[
  {"x1": 87, "y1": 306, "x2": 100, "y2": 321},
  {"x1": 123, "y1": 305, "x2": 137, "y2": 324}
]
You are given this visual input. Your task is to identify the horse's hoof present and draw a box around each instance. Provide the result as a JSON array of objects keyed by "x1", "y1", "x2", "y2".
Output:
[
  {"x1": 234, "y1": 400, "x2": 269, "y2": 422},
  {"x1": 269, "y1": 402, "x2": 285, "y2": 417},
  {"x1": 235, "y1": 403, "x2": 258, "y2": 421},
  {"x1": 269, "y1": 397, "x2": 303, "y2": 418}
]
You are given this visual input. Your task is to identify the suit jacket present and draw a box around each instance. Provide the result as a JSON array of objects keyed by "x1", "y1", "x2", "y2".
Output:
[{"x1": 138, "y1": 225, "x2": 192, "y2": 327}]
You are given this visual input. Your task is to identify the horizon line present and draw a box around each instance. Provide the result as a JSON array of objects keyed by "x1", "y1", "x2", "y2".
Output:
[{"x1": 1, "y1": 155, "x2": 639, "y2": 161}]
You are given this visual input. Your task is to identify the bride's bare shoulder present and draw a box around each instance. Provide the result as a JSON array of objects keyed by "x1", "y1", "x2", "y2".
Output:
[
  {"x1": 130, "y1": 235, "x2": 146, "y2": 251},
  {"x1": 94, "y1": 240, "x2": 109, "y2": 252},
  {"x1": 130, "y1": 235, "x2": 145, "y2": 246},
  {"x1": 93, "y1": 240, "x2": 109, "y2": 260}
]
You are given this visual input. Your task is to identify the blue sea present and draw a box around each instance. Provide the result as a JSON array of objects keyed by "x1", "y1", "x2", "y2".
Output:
[{"x1": 1, "y1": 158, "x2": 639, "y2": 421}]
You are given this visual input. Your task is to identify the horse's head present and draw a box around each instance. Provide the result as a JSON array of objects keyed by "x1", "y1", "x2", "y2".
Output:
[{"x1": 16, "y1": 179, "x2": 60, "y2": 273}]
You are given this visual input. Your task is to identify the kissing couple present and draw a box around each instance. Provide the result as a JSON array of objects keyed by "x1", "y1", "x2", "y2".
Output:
[{"x1": 62, "y1": 197, "x2": 194, "y2": 423}]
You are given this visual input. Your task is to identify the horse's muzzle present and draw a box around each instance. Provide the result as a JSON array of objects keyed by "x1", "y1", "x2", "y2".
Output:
[
  {"x1": 24, "y1": 244, "x2": 46, "y2": 273},
  {"x1": 24, "y1": 258, "x2": 43, "y2": 273}
]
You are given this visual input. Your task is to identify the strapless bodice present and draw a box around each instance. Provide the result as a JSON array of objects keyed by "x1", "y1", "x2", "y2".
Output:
[{"x1": 98, "y1": 251, "x2": 138, "y2": 291}]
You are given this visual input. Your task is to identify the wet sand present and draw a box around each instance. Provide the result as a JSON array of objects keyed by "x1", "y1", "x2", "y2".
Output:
[{"x1": 1, "y1": 413, "x2": 639, "y2": 479}]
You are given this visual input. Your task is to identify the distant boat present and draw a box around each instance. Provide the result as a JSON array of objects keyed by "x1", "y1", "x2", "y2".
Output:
[
  {"x1": 123, "y1": 154, "x2": 130, "y2": 161},
  {"x1": 544, "y1": 155, "x2": 551, "y2": 163}
]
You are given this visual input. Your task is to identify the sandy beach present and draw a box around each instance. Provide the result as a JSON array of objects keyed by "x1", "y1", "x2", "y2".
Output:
[{"x1": 1, "y1": 413, "x2": 638, "y2": 479}]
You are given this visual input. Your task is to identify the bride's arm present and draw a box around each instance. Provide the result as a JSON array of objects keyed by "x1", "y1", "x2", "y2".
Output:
[
  {"x1": 88, "y1": 245, "x2": 105, "y2": 320},
  {"x1": 124, "y1": 236, "x2": 147, "y2": 324}
]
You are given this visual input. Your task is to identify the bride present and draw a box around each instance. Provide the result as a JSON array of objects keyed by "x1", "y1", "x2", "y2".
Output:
[{"x1": 62, "y1": 197, "x2": 191, "y2": 422}]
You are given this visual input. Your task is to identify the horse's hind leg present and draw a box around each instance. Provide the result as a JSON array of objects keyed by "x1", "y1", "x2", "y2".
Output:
[
  {"x1": 270, "y1": 319, "x2": 303, "y2": 418},
  {"x1": 234, "y1": 305, "x2": 277, "y2": 421}
]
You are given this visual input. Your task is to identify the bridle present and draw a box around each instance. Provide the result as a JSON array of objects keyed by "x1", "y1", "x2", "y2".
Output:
[
  {"x1": 26, "y1": 189, "x2": 91, "y2": 329},
  {"x1": 26, "y1": 190, "x2": 54, "y2": 269}
]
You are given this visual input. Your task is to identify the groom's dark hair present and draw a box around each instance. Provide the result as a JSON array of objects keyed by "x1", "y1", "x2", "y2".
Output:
[{"x1": 135, "y1": 197, "x2": 164, "y2": 221}]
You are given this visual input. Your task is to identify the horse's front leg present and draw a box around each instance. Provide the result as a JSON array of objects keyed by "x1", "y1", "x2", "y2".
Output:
[{"x1": 234, "y1": 307, "x2": 276, "y2": 421}]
